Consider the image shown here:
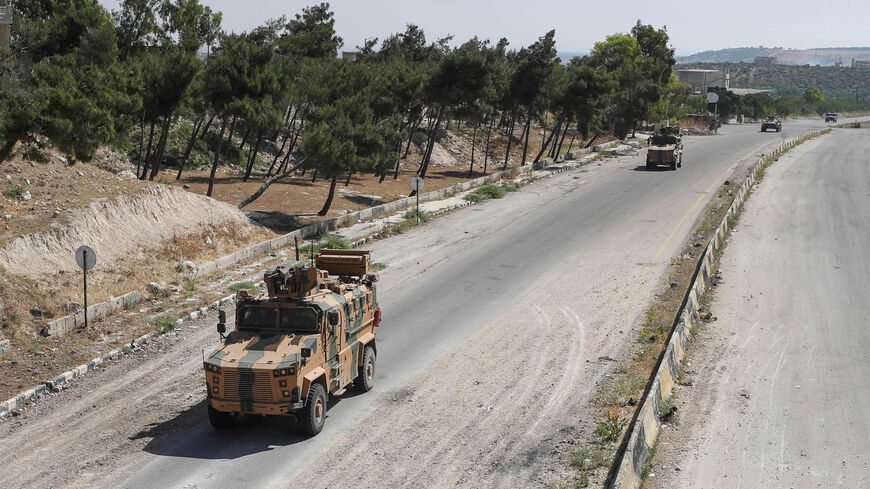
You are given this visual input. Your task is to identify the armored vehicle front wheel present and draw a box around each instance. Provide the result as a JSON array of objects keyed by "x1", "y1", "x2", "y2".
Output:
[
  {"x1": 646, "y1": 160, "x2": 653, "y2": 170},
  {"x1": 301, "y1": 383, "x2": 326, "y2": 436},
  {"x1": 208, "y1": 404, "x2": 235, "y2": 429},
  {"x1": 670, "y1": 160, "x2": 677, "y2": 171},
  {"x1": 677, "y1": 154, "x2": 682, "y2": 168},
  {"x1": 354, "y1": 346, "x2": 376, "y2": 392}
]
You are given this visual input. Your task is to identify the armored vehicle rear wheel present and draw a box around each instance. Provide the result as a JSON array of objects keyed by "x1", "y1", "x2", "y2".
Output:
[
  {"x1": 646, "y1": 160, "x2": 653, "y2": 170},
  {"x1": 208, "y1": 405, "x2": 235, "y2": 429},
  {"x1": 677, "y1": 154, "x2": 682, "y2": 168},
  {"x1": 354, "y1": 346, "x2": 376, "y2": 392},
  {"x1": 301, "y1": 383, "x2": 326, "y2": 436},
  {"x1": 670, "y1": 160, "x2": 677, "y2": 171}
]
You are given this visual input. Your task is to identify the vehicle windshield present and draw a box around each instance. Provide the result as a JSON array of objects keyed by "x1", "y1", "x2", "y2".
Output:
[{"x1": 238, "y1": 306, "x2": 319, "y2": 332}]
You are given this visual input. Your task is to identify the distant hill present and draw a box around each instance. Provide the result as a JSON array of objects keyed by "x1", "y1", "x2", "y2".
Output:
[
  {"x1": 677, "y1": 47, "x2": 870, "y2": 66},
  {"x1": 676, "y1": 62, "x2": 870, "y2": 99}
]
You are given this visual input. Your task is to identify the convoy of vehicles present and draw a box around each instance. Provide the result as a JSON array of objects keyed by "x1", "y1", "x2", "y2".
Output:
[
  {"x1": 204, "y1": 249, "x2": 381, "y2": 435},
  {"x1": 646, "y1": 126, "x2": 683, "y2": 171}
]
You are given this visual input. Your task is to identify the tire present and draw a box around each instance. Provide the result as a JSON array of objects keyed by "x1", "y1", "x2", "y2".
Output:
[
  {"x1": 354, "y1": 346, "x2": 376, "y2": 392},
  {"x1": 646, "y1": 159, "x2": 654, "y2": 170},
  {"x1": 677, "y1": 154, "x2": 682, "y2": 168},
  {"x1": 208, "y1": 404, "x2": 235, "y2": 430},
  {"x1": 761, "y1": 127, "x2": 766, "y2": 132},
  {"x1": 301, "y1": 383, "x2": 326, "y2": 436},
  {"x1": 669, "y1": 160, "x2": 676, "y2": 171}
]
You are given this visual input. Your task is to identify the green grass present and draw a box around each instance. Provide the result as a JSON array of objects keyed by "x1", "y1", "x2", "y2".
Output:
[
  {"x1": 228, "y1": 281, "x2": 262, "y2": 296},
  {"x1": 402, "y1": 208, "x2": 432, "y2": 223},
  {"x1": 464, "y1": 182, "x2": 507, "y2": 203},
  {"x1": 569, "y1": 444, "x2": 613, "y2": 470},
  {"x1": 370, "y1": 262, "x2": 387, "y2": 271},
  {"x1": 152, "y1": 314, "x2": 179, "y2": 333},
  {"x1": 320, "y1": 233, "x2": 351, "y2": 250},
  {"x1": 594, "y1": 412, "x2": 628, "y2": 443},
  {"x1": 3, "y1": 183, "x2": 29, "y2": 199}
]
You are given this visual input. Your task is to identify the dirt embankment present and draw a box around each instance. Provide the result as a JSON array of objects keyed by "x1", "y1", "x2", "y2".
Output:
[{"x1": 0, "y1": 185, "x2": 249, "y2": 278}]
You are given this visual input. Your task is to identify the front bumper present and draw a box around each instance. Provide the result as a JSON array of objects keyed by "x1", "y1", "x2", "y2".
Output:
[{"x1": 208, "y1": 398, "x2": 305, "y2": 415}]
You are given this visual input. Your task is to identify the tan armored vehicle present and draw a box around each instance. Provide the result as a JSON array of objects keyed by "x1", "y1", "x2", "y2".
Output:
[
  {"x1": 204, "y1": 249, "x2": 381, "y2": 435},
  {"x1": 646, "y1": 126, "x2": 683, "y2": 171}
]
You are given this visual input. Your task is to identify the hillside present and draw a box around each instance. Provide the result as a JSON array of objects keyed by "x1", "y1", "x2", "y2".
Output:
[
  {"x1": 678, "y1": 46, "x2": 870, "y2": 66},
  {"x1": 676, "y1": 62, "x2": 870, "y2": 99}
]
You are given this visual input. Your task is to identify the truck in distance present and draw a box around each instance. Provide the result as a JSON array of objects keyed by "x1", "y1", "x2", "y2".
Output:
[
  {"x1": 824, "y1": 112, "x2": 838, "y2": 123},
  {"x1": 761, "y1": 116, "x2": 782, "y2": 132},
  {"x1": 204, "y1": 249, "x2": 381, "y2": 435},
  {"x1": 646, "y1": 126, "x2": 683, "y2": 171}
]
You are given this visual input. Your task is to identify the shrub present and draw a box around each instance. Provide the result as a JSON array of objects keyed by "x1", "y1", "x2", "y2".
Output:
[
  {"x1": 3, "y1": 184, "x2": 29, "y2": 199},
  {"x1": 228, "y1": 281, "x2": 261, "y2": 296},
  {"x1": 152, "y1": 314, "x2": 179, "y2": 332}
]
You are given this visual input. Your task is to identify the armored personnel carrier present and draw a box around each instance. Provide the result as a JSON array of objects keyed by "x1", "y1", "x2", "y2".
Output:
[
  {"x1": 204, "y1": 249, "x2": 381, "y2": 435},
  {"x1": 761, "y1": 116, "x2": 782, "y2": 132},
  {"x1": 646, "y1": 126, "x2": 683, "y2": 171}
]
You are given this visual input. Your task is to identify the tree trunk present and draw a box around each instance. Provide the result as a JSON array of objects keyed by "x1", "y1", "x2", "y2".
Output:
[
  {"x1": 417, "y1": 104, "x2": 444, "y2": 183},
  {"x1": 317, "y1": 175, "x2": 338, "y2": 216},
  {"x1": 140, "y1": 119, "x2": 156, "y2": 180},
  {"x1": 402, "y1": 108, "x2": 426, "y2": 159},
  {"x1": 584, "y1": 134, "x2": 600, "y2": 149},
  {"x1": 238, "y1": 125, "x2": 251, "y2": 151},
  {"x1": 137, "y1": 112, "x2": 145, "y2": 177},
  {"x1": 502, "y1": 108, "x2": 517, "y2": 170},
  {"x1": 236, "y1": 158, "x2": 307, "y2": 209},
  {"x1": 243, "y1": 131, "x2": 263, "y2": 181},
  {"x1": 415, "y1": 108, "x2": 439, "y2": 175},
  {"x1": 149, "y1": 114, "x2": 172, "y2": 180},
  {"x1": 345, "y1": 171, "x2": 352, "y2": 186},
  {"x1": 565, "y1": 134, "x2": 577, "y2": 155},
  {"x1": 178, "y1": 113, "x2": 214, "y2": 180},
  {"x1": 207, "y1": 116, "x2": 229, "y2": 197},
  {"x1": 520, "y1": 112, "x2": 532, "y2": 166},
  {"x1": 468, "y1": 121, "x2": 478, "y2": 178},
  {"x1": 311, "y1": 168, "x2": 318, "y2": 183},
  {"x1": 554, "y1": 124, "x2": 570, "y2": 159},
  {"x1": 483, "y1": 113, "x2": 495, "y2": 175},
  {"x1": 533, "y1": 119, "x2": 561, "y2": 164},
  {"x1": 226, "y1": 115, "x2": 237, "y2": 147},
  {"x1": 267, "y1": 111, "x2": 297, "y2": 177}
]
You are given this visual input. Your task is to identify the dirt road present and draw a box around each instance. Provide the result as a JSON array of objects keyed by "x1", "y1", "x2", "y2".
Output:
[
  {"x1": 646, "y1": 128, "x2": 870, "y2": 488},
  {"x1": 0, "y1": 121, "x2": 832, "y2": 489}
]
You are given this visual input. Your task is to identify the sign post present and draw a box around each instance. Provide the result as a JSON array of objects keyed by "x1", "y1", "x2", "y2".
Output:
[
  {"x1": 410, "y1": 176, "x2": 424, "y2": 224},
  {"x1": 75, "y1": 245, "x2": 97, "y2": 329}
]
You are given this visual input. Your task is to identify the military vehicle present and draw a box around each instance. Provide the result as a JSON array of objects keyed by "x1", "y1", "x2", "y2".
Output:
[
  {"x1": 761, "y1": 116, "x2": 782, "y2": 132},
  {"x1": 824, "y1": 112, "x2": 838, "y2": 123},
  {"x1": 646, "y1": 126, "x2": 683, "y2": 171},
  {"x1": 203, "y1": 249, "x2": 381, "y2": 435}
]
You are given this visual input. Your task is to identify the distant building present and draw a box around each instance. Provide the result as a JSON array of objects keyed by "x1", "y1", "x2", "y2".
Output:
[
  {"x1": 341, "y1": 51, "x2": 359, "y2": 62},
  {"x1": 0, "y1": 1, "x2": 12, "y2": 48},
  {"x1": 728, "y1": 88, "x2": 772, "y2": 96},
  {"x1": 677, "y1": 69, "x2": 727, "y2": 95},
  {"x1": 754, "y1": 56, "x2": 778, "y2": 65},
  {"x1": 852, "y1": 58, "x2": 870, "y2": 68}
]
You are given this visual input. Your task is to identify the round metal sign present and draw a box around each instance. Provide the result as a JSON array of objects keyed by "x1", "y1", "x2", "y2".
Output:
[
  {"x1": 410, "y1": 176, "x2": 425, "y2": 192},
  {"x1": 706, "y1": 92, "x2": 719, "y2": 104},
  {"x1": 75, "y1": 245, "x2": 97, "y2": 271}
]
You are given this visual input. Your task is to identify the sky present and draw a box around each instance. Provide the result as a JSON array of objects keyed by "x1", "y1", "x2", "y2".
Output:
[{"x1": 99, "y1": 0, "x2": 870, "y2": 56}]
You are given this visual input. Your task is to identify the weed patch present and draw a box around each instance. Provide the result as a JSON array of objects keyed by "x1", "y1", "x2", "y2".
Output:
[
  {"x1": 3, "y1": 183, "x2": 29, "y2": 199},
  {"x1": 152, "y1": 314, "x2": 179, "y2": 333},
  {"x1": 228, "y1": 281, "x2": 261, "y2": 296}
]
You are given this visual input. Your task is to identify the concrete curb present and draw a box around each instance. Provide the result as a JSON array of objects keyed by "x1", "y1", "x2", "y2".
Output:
[
  {"x1": 41, "y1": 291, "x2": 144, "y2": 337},
  {"x1": 609, "y1": 129, "x2": 830, "y2": 489}
]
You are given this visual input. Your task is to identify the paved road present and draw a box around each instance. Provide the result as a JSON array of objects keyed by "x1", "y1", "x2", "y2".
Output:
[
  {"x1": 114, "y1": 120, "x2": 844, "y2": 489},
  {"x1": 0, "y1": 120, "x2": 841, "y2": 489},
  {"x1": 646, "y1": 128, "x2": 870, "y2": 488}
]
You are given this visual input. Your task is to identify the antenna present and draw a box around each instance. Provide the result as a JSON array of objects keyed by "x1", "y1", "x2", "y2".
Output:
[
  {"x1": 294, "y1": 236, "x2": 300, "y2": 261},
  {"x1": 309, "y1": 241, "x2": 315, "y2": 267}
]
